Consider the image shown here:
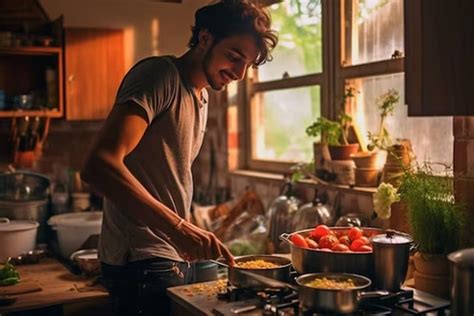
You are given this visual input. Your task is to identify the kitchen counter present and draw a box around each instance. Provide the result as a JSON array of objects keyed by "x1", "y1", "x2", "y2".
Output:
[{"x1": 0, "y1": 257, "x2": 110, "y2": 315}]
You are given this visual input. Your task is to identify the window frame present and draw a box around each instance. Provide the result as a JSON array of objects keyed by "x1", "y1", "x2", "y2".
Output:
[{"x1": 238, "y1": 0, "x2": 405, "y2": 174}]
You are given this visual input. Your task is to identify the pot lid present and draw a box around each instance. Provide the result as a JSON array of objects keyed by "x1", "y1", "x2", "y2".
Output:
[
  {"x1": 448, "y1": 248, "x2": 474, "y2": 270},
  {"x1": 0, "y1": 218, "x2": 39, "y2": 232},
  {"x1": 47, "y1": 211, "x2": 102, "y2": 227},
  {"x1": 371, "y1": 231, "x2": 413, "y2": 245}
]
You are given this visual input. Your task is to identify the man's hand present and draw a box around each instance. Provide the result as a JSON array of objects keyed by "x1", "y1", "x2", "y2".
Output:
[{"x1": 170, "y1": 221, "x2": 234, "y2": 265}]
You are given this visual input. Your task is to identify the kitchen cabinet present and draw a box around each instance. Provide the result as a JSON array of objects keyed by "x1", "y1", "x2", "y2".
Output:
[
  {"x1": 0, "y1": 46, "x2": 63, "y2": 118},
  {"x1": 65, "y1": 28, "x2": 125, "y2": 120},
  {"x1": 405, "y1": 0, "x2": 474, "y2": 116}
]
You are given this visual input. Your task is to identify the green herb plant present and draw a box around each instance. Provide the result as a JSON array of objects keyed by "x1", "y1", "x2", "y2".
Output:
[
  {"x1": 305, "y1": 86, "x2": 357, "y2": 146},
  {"x1": 398, "y1": 163, "x2": 465, "y2": 255},
  {"x1": 0, "y1": 258, "x2": 20, "y2": 286},
  {"x1": 367, "y1": 89, "x2": 400, "y2": 151}
]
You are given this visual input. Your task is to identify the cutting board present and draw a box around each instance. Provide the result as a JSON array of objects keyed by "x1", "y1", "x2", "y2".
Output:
[{"x1": 0, "y1": 282, "x2": 42, "y2": 295}]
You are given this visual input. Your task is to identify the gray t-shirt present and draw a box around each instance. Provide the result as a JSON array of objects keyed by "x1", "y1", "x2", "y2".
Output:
[{"x1": 98, "y1": 56, "x2": 208, "y2": 265}]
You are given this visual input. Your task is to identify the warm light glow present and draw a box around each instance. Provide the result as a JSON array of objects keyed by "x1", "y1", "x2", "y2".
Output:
[
  {"x1": 151, "y1": 18, "x2": 160, "y2": 56},
  {"x1": 124, "y1": 27, "x2": 135, "y2": 70}
]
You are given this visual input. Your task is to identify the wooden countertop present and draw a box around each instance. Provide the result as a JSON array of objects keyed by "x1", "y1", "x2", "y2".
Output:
[{"x1": 0, "y1": 257, "x2": 108, "y2": 314}]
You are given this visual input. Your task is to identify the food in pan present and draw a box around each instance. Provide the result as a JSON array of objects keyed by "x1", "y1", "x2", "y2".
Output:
[
  {"x1": 234, "y1": 259, "x2": 280, "y2": 269},
  {"x1": 305, "y1": 277, "x2": 356, "y2": 290}
]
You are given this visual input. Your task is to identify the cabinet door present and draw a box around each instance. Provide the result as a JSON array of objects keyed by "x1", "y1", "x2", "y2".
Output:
[
  {"x1": 65, "y1": 28, "x2": 124, "y2": 120},
  {"x1": 405, "y1": 0, "x2": 474, "y2": 116}
]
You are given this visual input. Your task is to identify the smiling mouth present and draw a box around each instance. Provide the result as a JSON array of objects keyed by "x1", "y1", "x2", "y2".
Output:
[{"x1": 221, "y1": 71, "x2": 234, "y2": 84}]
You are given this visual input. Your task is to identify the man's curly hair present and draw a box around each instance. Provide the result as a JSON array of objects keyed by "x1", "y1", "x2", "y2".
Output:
[{"x1": 188, "y1": 0, "x2": 278, "y2": 67}]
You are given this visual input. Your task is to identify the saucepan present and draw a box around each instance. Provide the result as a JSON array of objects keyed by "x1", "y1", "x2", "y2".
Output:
[
  {"x1": 212, "y1": 254, "x2": 292, "y2": 288},
  {"x1": 296, "y1": 273, "x2": 388, "y2": 314}
]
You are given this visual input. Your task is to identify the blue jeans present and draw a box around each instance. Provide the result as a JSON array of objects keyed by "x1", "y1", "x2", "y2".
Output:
[{"x1": 101, "y1": 258, "x2": 195, "y2": 316}]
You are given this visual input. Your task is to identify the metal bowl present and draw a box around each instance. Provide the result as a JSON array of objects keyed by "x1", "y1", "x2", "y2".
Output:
[
  {"x1": 296, "y1": 273, "x2": 372, "y2": 314},
  {"x1": 228, "y1": 254, "x2": 292, "y2": 289},
  {"x1": 70, "y1": 249, "x2": 100, "y2": 276}
]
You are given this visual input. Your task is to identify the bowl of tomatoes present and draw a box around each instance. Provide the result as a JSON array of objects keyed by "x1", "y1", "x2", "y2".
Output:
[{"x1": 280, "y1": 225, "x2": 383, "y2": 278}]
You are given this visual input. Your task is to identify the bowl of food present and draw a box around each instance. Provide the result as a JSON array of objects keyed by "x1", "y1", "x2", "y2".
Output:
[
  {"x1": 228, "y1": 254, "x2": 291, "y2": 288},
  {"x1": 280, "y1": 225, "x2": 384, "y2": 278},
  {"x1": 297, "y1": 273, "x2": 376, "y2": 313},
  {"x1": 70, "y1": 249, "x2": 100, "y2": 276}
]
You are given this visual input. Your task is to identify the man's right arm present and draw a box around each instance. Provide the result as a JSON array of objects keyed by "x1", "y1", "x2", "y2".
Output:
[{"x1": 81, "y1": 102, "x2": 233, "y2": 264}]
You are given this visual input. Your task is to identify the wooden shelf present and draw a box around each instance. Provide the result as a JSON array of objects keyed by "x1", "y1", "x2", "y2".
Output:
[
  {"x1": 0, "y1": 109, "x2": 62, "y2": 118},
  {"x1": 0, "y1": 46, "x2": 62, "y2": 56}
]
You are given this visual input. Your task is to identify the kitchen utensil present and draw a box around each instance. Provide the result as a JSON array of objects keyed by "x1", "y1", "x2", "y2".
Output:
[
  {"x1": 371, "y1": 231, "x2": 413, "y2": 291},
  {"x1": 296, "y1": 273, "x2": 389, "y2": 314},
  {"x1": 70, "y1": 249, "x2": 100, "y2": 276},
  {"x1": 335, "y1": 212, "x2": 370, "y2": 227},
  {"x1": 48, "y1": 212, "x2": 102, "y2": 258},
  {"x1": 448, "y1": 248, "x2": 474, "y2": 316},
  {"x1": 0, "y1": 171, "x2": 50, "y2": 201},
  {"x1": 292, "y1": 189, "x2": 334, "y2": 231},
  {"x1": 267, "y1": 179, "x2": 301, "y2": 252},
  {"x1": 0, "y1": 218, "x2": 39, "y2": 263},
  {"x1": 226, "y1": 255, "x2": 292, "y2": 289},
  {"x1": 280, "y1": 227, "x2": 383, "y2": 278}
]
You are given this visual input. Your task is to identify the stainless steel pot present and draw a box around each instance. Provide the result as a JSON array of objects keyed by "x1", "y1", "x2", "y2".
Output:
[
  {"x1": 449, "y1": 248, "x2": 474, "y2": 316},
  {"x1": 371, "y1": 231, "x2": 413, "y2": 291},
  {"x1": 280, "y1": 227, "x2": 383, "y2": 278},
  {"x1": 228, "y1": 255, "x2": 292, "y2": 288},
  {"x1": 296, "y1": 273, "x2": 387, "y2": 314}
]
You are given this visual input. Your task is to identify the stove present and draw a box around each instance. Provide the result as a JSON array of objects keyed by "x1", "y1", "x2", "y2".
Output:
[{"x1": 212, "y1": 284, "x2": 450, "y2": 316}]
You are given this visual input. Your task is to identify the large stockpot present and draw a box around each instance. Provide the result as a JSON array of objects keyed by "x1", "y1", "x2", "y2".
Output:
[
  {"x1": 296, "y1": 273, "x2": 386, "y2": 314},
  {"x1": 228, "y1": 255, "x2": 292, "y2": 289},
  {"x1": 280, "y1": 227, "x2": 383, "y2": 278},
  {"x1": 448, "y1": 248, "x2": 474, "y2": 316}
]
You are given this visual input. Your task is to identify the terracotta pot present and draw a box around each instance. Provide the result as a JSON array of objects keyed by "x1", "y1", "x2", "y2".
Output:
[
  {"x1": 354, "y1": 168, "x2": 380, "y2": 187},
  {"x1": 326, "y1": 160, "x2": 355, "y2": 185},
  {"x1": 328, "y1": 144, "x2": 359, "y2": 161},
  {"x1": 350, "y1": 151, "x2": 379, "y2": 169},
  {"x1": 381, "y1": 164, "x2": 405, "y2": 187},
  {"x1": 386, "y1": 142, "x2": 412, "y2": 166},
  {"x1": 413, "y1": 252, "x2": 450, "y2": 275},
  {"x1": 413, "y1": 252, "x2": 450, "y2": 299},
  {"x1": 413, "y1": 270, "x2": 450, "y2": 299}
]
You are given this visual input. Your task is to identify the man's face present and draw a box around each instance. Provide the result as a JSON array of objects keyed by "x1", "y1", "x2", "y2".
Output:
[{"x1": 202, "y1": 33, "x2": 259, "y2": 91}]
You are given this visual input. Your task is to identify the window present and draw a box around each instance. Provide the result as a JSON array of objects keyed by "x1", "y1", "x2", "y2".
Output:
[
  {"x1": 245, "y1": 0, "x2": 325, "y2": 172},
  {"x1": 237, "y1": 0, "x2": 453, "y2": 173}
]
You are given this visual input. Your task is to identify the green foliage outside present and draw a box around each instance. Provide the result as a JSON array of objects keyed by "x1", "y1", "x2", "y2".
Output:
[{"x1": 262, "y1": 0, "x2": 322, "y2": 160}]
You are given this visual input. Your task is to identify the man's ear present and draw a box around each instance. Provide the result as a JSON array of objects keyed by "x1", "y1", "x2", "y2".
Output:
[{"x1": 198, "y1": 30, "x2": 214, "y2": 50}]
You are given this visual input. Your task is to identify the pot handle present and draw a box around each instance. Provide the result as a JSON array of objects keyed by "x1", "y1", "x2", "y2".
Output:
[
  {"x1": 279, "y1": 233, "x2": 292, "y2": 245},
  {"x1": 0, "y1": 217, "x2": 10, "y2": 225},
  {"x1": 359, "y1": 290, "x2": 390, "y2": 299}
]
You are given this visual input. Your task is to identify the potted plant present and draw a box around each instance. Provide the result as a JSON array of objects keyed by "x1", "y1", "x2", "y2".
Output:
[
  {"x1": 398, "y1": 163, "x2": 465, "y2": 298},
  {"x1": 352, "y1": 89, "x2": 400, "y2": 169}
]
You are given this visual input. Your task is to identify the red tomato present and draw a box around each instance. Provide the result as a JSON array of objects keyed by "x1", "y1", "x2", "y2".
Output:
[
  {"x1": 306, "y1": 238, "x2": 319, "y2": 249},
  {"x1": 319, "y1": 235, "x2": 340, "y2": 249},
  {"x1": 350, "y1": 238, "x2": 367, "y2": 251},
  {"x1": 358, "y1": 245, "x2": 373, "y2": 252},
  {"x1": 310, "y1": 225, "x2": 331, "y2": 242},
  {"x1": 291, "y1": 233, "x2": 308, "y2": 248},
  {"x1": 339, "y1": 235, "x2": 351, "y2": 246},
  {"x1": 359, "y1": 236, "x2": 370, "y2": 245},
  {"x1": 348, "y1": 227, "x2": 363, "y2": 241},
  {"x1": 332, "y1": 243, "x2": 350, "y2": 252}
]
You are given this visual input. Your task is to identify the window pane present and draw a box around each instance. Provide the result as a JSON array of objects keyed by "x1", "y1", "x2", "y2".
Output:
[
  {"x1": 252, "y1": 86, "x2": 321, "y2": 162},
  {"x1": 258, "y1": 0, "x2": 322, "y2": 81},
  {"x1": 343, "y1": 0, "x2": 404, "y2": 65},
  {"x1": 352, "y1": 73, "x2": 453, "y2": 165}
]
